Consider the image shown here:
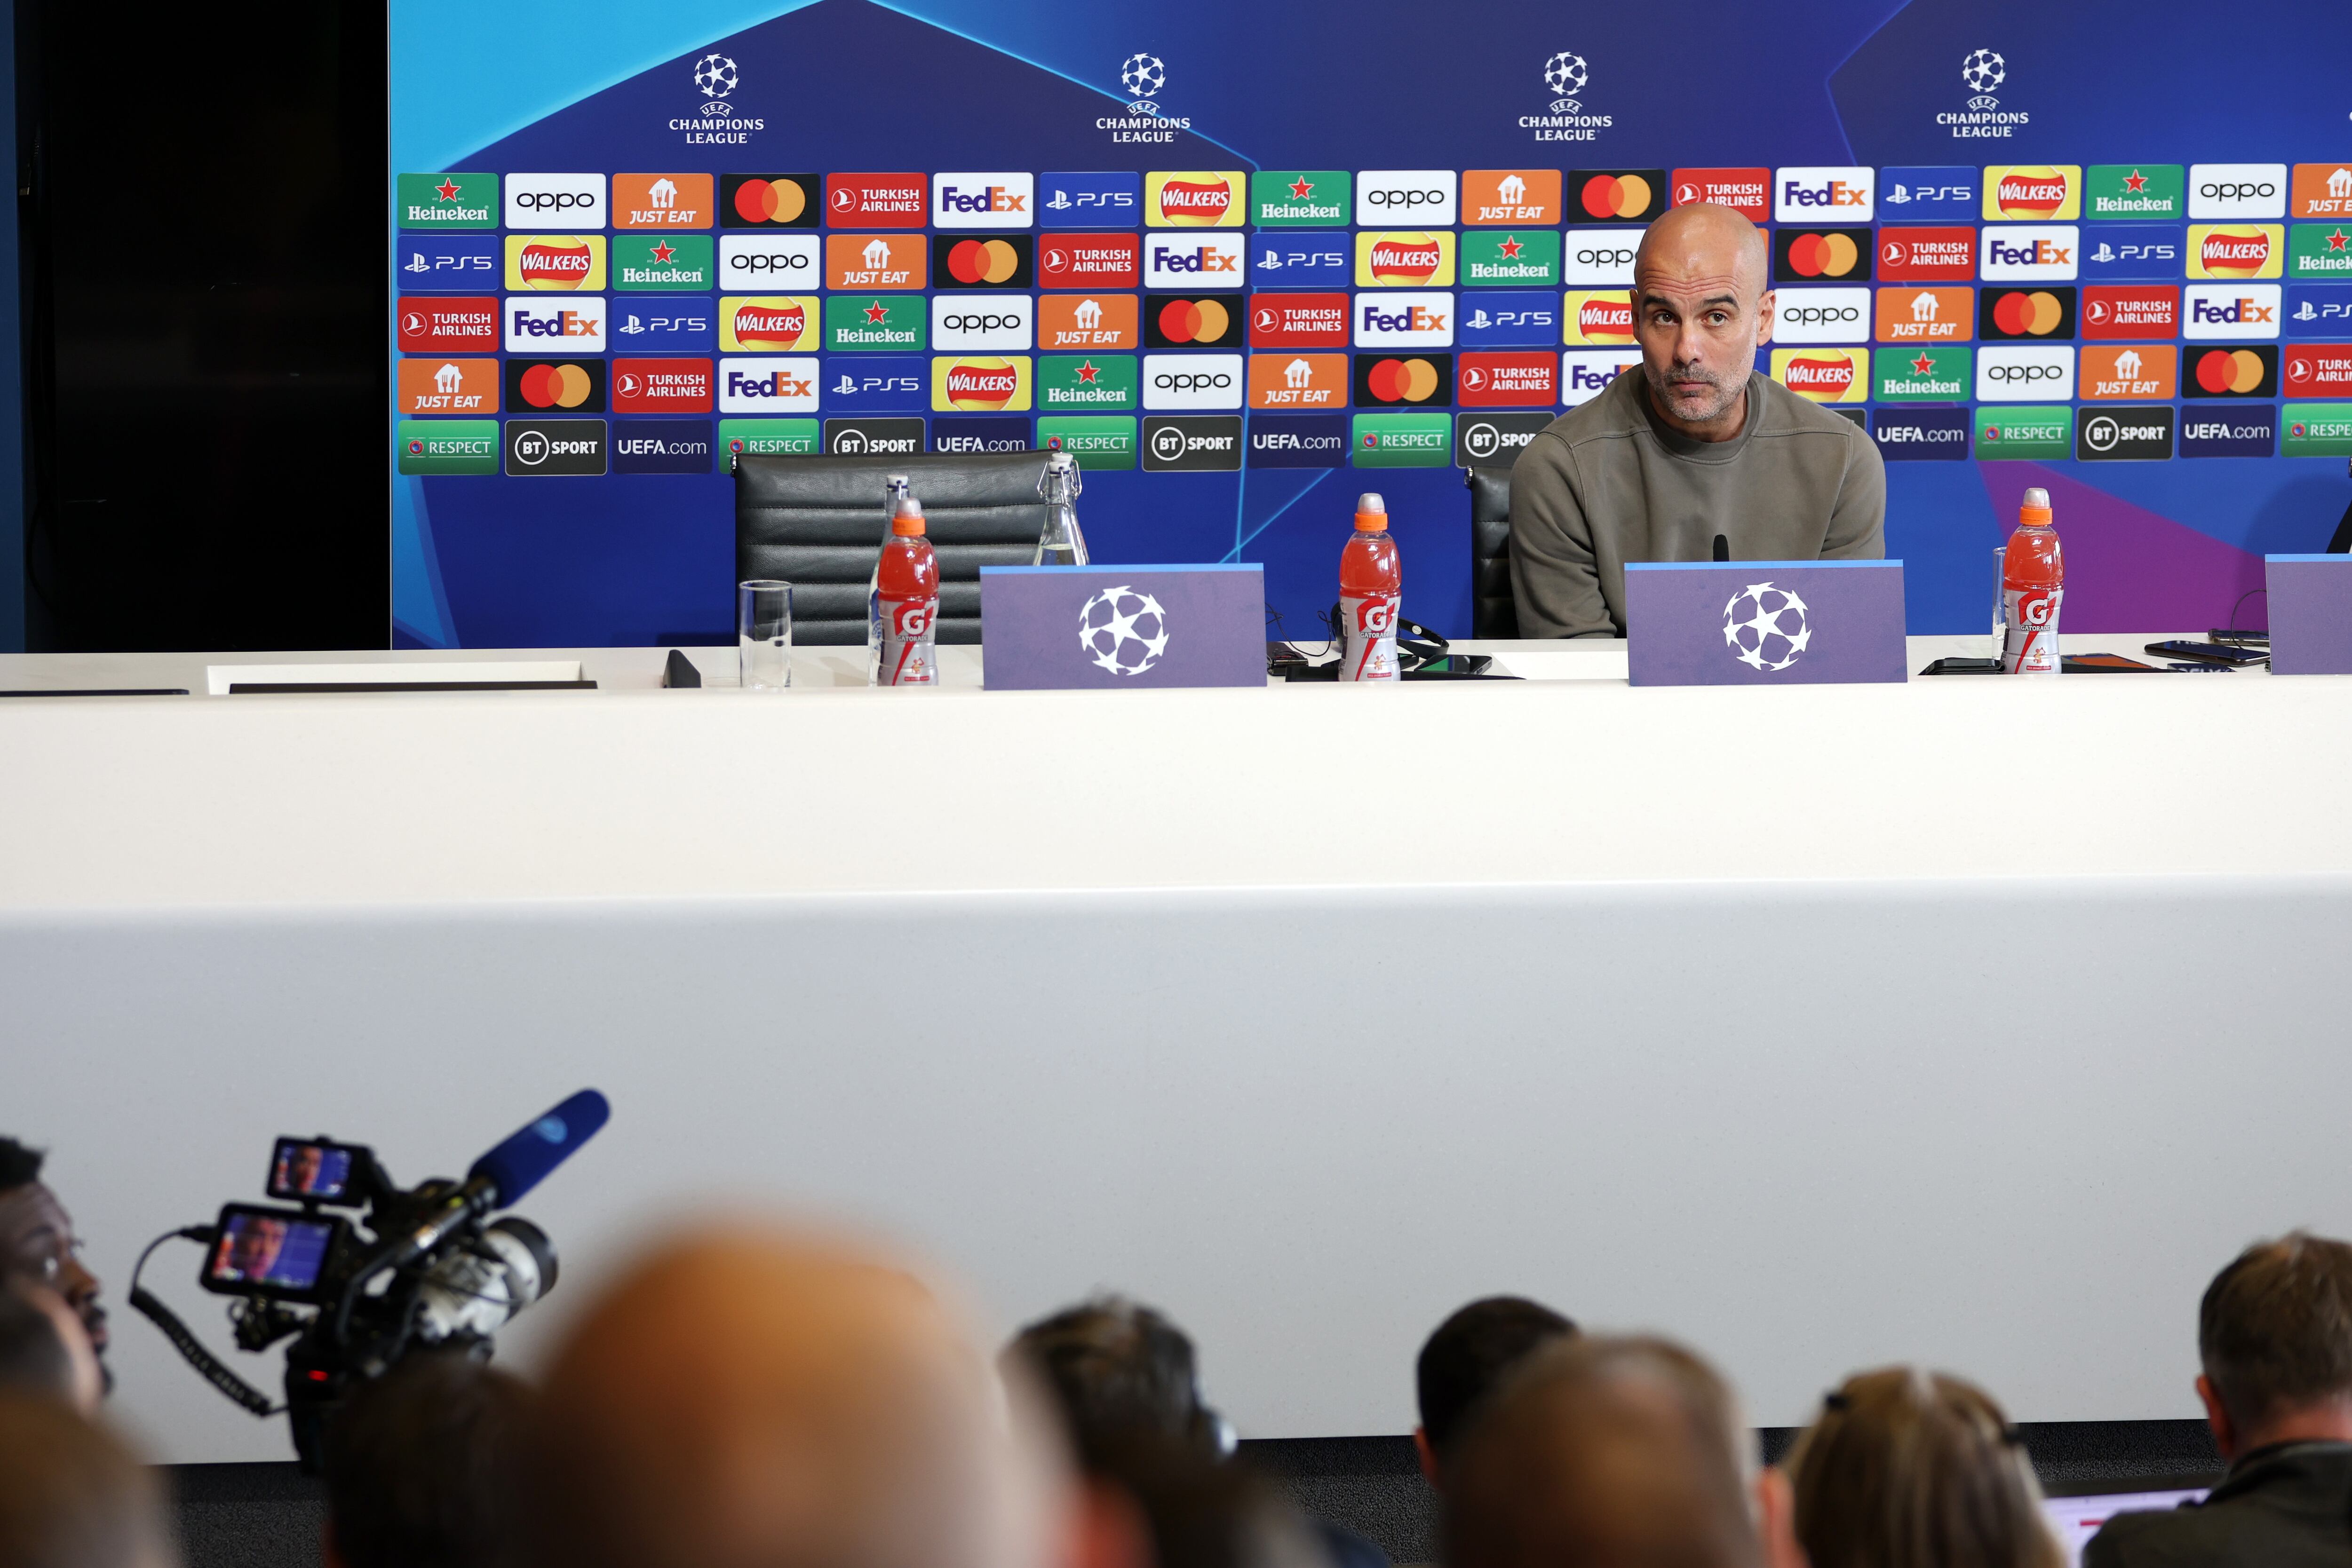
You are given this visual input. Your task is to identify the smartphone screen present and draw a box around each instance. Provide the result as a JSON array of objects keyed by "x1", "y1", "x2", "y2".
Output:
[
  {"x1": 267, "y1": 1139, "x2": 359, "y2": 1203},
  {"x1": 205, "y1": 1206, "x2": 340, "y2": 1296}
]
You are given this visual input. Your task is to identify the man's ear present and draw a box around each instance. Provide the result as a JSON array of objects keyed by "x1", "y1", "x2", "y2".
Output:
[
  {"x1": 1413, "y1": 1425, "x2": 1440, "y2": 1489},
  {"x1": 1756, "y1": 1465, "x2": 1808, "y2": 1568},
  {"x1": 2195, "y1": 1374, "x2": 2238, "y2": 1462},
  {"x1": 1755, "y1": 288, "x2": 1776, "y2": 346}
]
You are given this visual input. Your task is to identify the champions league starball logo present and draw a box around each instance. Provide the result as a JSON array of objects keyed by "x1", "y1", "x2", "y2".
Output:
[
  {"x1": 1543, "y1": 50, "x2": 1588, "y2": 112},
  {"x1": 1078, "y1": 585, "x2": 1171, "y2": 676},
  {"x1": 693, "y1": 53, "x2": 738, "y2": 113},
  {"x1": 1119, "y1": 53, "x2": 1166, "y2": 116},
  {"x1": 675, "y1": 52, "x2": 759, "y2": 140},
  {"x1": 1722, "y1": 582, "x2": 1811, "y2": 671},
  {"x1": 1961, "y1": 48, "x2": 2005, "y2": 111}
]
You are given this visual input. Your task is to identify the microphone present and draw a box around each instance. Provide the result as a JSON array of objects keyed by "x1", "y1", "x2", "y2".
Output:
[
  {"x1": 1712, "y1": 534, "x2": 1730, "y2": 562},
  {"x1": 466, "y1": 1090, "x2": 611, "y2": 1209}
]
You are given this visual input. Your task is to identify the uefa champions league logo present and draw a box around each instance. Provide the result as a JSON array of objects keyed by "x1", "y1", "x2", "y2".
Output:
[
  {"x1": 1722, "y1": 582, "x2": 1811, "y2": 672},
  {"x1": 1961, "y1": 48, "x2": 2005, "y2": 111},
  {"x1": 1120, "y1": 53, "x2": 1166, "y2": 116},
  {"x1": 1079, "y1": 585, "x2": 1171, "y2": 676},
  {"x1": 691, "y1": 53, "x2": 738, "y2": 118},
  {"x1": 1543, "y1": 51, "x2": 1588, "y2": 112}
]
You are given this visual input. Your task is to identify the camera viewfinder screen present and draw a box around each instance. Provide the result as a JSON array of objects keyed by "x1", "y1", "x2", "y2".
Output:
[
  {"x1": 269, "y1": 1140, "x2": 355, "y2": 1201},
  {"x1": 207, "y1": 1210, "x2": 335, "y2": 1293}
]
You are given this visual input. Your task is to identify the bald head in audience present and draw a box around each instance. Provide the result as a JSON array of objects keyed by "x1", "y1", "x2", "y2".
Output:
[
  {"x1": 1443, "y1": 1335, "x2": 1764, "y2": 1568},
  {"x1": 0, "y1": 1393, "x2": 175, "y2": 1568},
  {"x1": 528, "y1": 1225, "x2": 1058, "y2": 1568}
]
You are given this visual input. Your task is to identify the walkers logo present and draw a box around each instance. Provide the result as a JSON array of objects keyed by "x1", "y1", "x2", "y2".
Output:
[
  {"x1": 504, "y1": 419, "x2": 607, "y2": 477},
  {"x1": 1571, "y1": 169, "x2": 1665, "y2": 223},
  {"x1": 1975, "y1": 343, "x2": 2075, "y2": 401},
  {"x1": 1972, "y1": 404, "x2": 2070, "y2": 459},
  {"x1": 1351, "y1": 354, "x2": 1452, "y2": 407},
  {"x1": 821, "y1": 357, "x2": 925, "y2": 414},
  {"x1": 613, "y1": 174, "x2": 715, "y2": 230},
  {"x1": 1773, "y1": 286, "x2": 1870, "y2": 345},
  {"x1": 1772, "y1": 228, "x2": 1871, "y2": 283},
  {"x1": 1943, "y1": 48, "x2": 2027, "y2": 140},
  {"x1": 1145, "y1": 293, "x2": 1243, "y2": 349},
  {"x1": 1870, "y1": 407, "x2": 1969, "y2": 459},
  {"x1": 2189, "y1": 164, "x2": 2287, "y2": 221},
  {"x1": 2288, "y1": 285, "x2": 2352, "y2": 336},
  {"x1": 931, "y1": 416, "x2": 1031, "y2": 455},
  {"x1": 1247, "y1": 353, "x2": 1346, "y2": 409},
  {"x1": 823, "y1": 418, "x2": 925, "y2": 457},
  {"x1": 504, "y1": 174, "x2": 604, "y2": 231},
  {"x1": 398, "y1": 235, "x2": 498, "y2": 292},
  {"x1": 613, "y1": 306, "x2": 714, "y2": 355},
  {"x1": 1037, "y1": 416, "x2": 1138, "y2": 470},
  {"x1": 825, "y1": 174, "x2": 926, "y2": 228},
  {"x1": 720, "y1": 233, "x2": 820, "y2": 290},
  {"x1": 718, "y1": 357, "x2": 819, "y2": 413},
  {"x1": 824, "y1": 296, "x2": 925, "y2": 352},
  {"x1": 1460, "y1": 292, "x2": 1557, "y2": 349},
  {"x1": 1252, "y1": 234, "x2": 1349, "y2": 280},
  {"x1": 1872, "y1": 345, "x2": 1970, "y2": 401},
  {"x1": 1983, "y1": 166, "x2": 2079, "y2": 222},
  {"x1": 398, "y1": 295, "x2": 498, "y2": 352},
  {"x1": 2080, "y1": 344, "x2": 2178, "y2": 400},
  {"x1": 1522, "y1": 48, "x2": 1613, "y2": 144},
  {"x1": 1142, "y1": 415, "x2": 1243, "y2": 472},
  {"x1": 2285, "y1": 344, "x2": 2352, "y2": 394},
  {"x1": 931, "y1": 356, "x2": 1031, "y2": 413},
  {"x1": 2083, "y1": 165, "x2": 2182, "y2": 220},
  {"x1": 1874, "y1": 287, "x2": 1974, "y2": 342},
  {"x1": 1769, "y1": 347, "x2": 1867, "y2": 403},
  {"x1": 1461, "y1": 232, "x2": 1559, "y2": 287},
  {"x1": 2185, "y1": 344, "x2": 2278, "y2": 398},
  {"x1": 721, "y1": 297, "x2": 818, "y2": 353},
  {"x1": 1039, "y1": 295, "x2": 1140, "y2": 350},
  {"x1": 823, "y1": 234, "x2": 919, "y2": 290},
  {"x1": 2188, "y1": 224, "x2": 2284, "y2": 279},
  {"x1": 2075, "y1": 405, "x2": 2174, "y2": 461},
  {"x1": 610, "y1": 359, "x2": 713, "y2": 413},
  {"x1": 504, "y1": 236, "x2": 606, "y2": 292},
  {"x1": 1252, "y1": 171, "x2": 1350, "y2": 227},
  {"x1": 611, "y1": 419, "x2": 713, "y2": 474},
  {"x1": 1357, "y1": 232, "x2": 1454, "y2": 288},
  {"x1": 1455, "y1": 352, "x2": 1557, "y2": 407},
  {"x1": 613, "y1": 235, "x2": 713, "y2": 292},
  {"x1": 1144, "y1": 235, "x2": 1246, "y2": 290},
  {"x1": 1250, "y1": 293, "x2": 1350, "y2": 349},
  {"x1": 1564, "y1": 230, "x2": 1642, "y2": 285},
  {"x1": 397, "y1": 173, "x2": 496, "y2": 230},
  {"x1": 2291, "y1": 224, "x2": 2352, "y2": 279},
  {"x1": 1146, "y1": 171, "x2": 1246, "y2": 227},
  {"x1": 1454, "y1": 410, "x2": 1553, "y2": 467},
  {"x1": 2079, "y1": 285, "x2": 2179, "y2": 341},
  {"x1": 397, "y1": 357, "x2": 497, "y2": 415},
  {"x1": 1248, "y1": 412, "x2": 1348, "y2": 468},
  {"x1": 2082, "y1": 226, "x2": 2185, "y2": 281},
  {"x1": 1669, "y1": 168, "x2": 1770, "y2": 221},
  {"x1": 1464, "y1": 170, "x2": 1562, "y2": 225},
  {"x1": 1039, "y1": 235, "x2": 1139, "y2": 288},
  {"x1": 1142, "y1": 353, "x2": 1243, "y2": 410},
  {"x1": 1041, "y1": 171, "x2": 1142, "y2": 220},
  {"x1": 1980, "y1": 226, "x2": 2079, "y2": 280},
  {"x1": 933, "y1": 173, "x2": 1034, "y2": 230},
  {"x1": 2185, "y1": 284, "x2": 2282, "y2": 339},
  {"x1": 932, "y1": 294, "x2": 1032, "y2": 353},
  {"x1": 2179, "y1": 407, "x2": 2277, "y2": 458},
  {"x1": 2281, "y1": 403, "x2": 2352, "y2": 456},
  {"x1": 1877, "y1": 167, "x2": 1977, "y2": 221},
  {"x1": 1556, "y1": 290, "x2": 1633, "y2": 347},
  {"x1": 503, "y1": 297, "x2": 606, "y2": 353},
  {"x1": 1354, "y1": 292, "x2": 1454, "y2": 348},
  {"x1": 1980, "y1": 286, "x2": 2077, "y2": 340},
  {"x1": 2293, "y1": 165, "x2": 2352, "y2": 220},
  {"x1": 1774, "y1": 167, "x2": 1875, "y2": 223},
  {"x1": 718, "y1": 418, "x2": 821, "y2": 460},
  {"x1": 397, "y1": 419, "x2": 497, "y2": 475},
  {"x1": 937, "y1": 235, "x2": 1034, "y2": 288},
  {"x1": 1876, "y1": 227, "x2": 1976, "y2": 283},
  {"x1": 1039, "y1": 354, "x2": 1139, "y2": 411},
  {"x1": 1560, "y1": 350, "x2": 1641, "y2": 404},
  {"x1": 504, "y1": 359, "x2": 607, "y2": 413},
  {"x1": 1357, "y1": 171, "x2": 1459, "y2": 227}
]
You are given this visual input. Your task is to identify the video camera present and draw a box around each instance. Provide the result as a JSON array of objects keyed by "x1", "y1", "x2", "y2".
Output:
[{"x1": 132, "y1": 1089, "x2": 609, "y2": 1470}]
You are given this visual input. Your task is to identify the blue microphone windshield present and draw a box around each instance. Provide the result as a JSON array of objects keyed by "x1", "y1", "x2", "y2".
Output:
[{"x1": 468, "y1": 1090, "x2": 611, "y2": 1208}]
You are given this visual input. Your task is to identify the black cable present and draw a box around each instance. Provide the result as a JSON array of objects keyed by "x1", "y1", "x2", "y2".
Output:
[
  {"x1": 125, "y1": 1226, "x2": 283, "y2": 1417},
  {"x1": 2226, "y1": 587, "x2": 2268, "y2": 630}
]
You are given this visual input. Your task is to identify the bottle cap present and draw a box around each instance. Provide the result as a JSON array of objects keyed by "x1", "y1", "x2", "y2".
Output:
[
  {"x1": 1354, "y1": 492, "x2": 1387, "y2": 531},
  {"x1": 890, "y1": 498, "x2": 927, "y2": 537},
  {"x1": 2019, "y1": 486, "x2": 2052, "y2": 527}
]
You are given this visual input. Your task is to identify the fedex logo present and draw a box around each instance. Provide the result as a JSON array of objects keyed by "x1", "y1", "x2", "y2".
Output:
[
  {"x1": 933, "y1": 173, "x2": 1034, "y2": 229},
  {"x1": 1145, "y1": 235, "x2": 1245, "y2": 288},
  {"x1": 503, "y1": 296, "x2": 606, "y2": 352},
  {"x1": 1561, "y1": 351, "x2": 1640, "y2": 404},
  {"x1": 1774, "y1": 166, "x2": 1875, "y2": 223},
  {"x1": 1980, "y1": 226, "x2": 2079, "y2": 281},
  {"x1": 2184, "y1": 284, "x2": 2282, "y2": 340},
  {"x1": 1354, "y1": 291, "x2": 1454, "y2": 347},
  {"x1": 717, "y1": 357, "x2": 819, "y2": 412}
]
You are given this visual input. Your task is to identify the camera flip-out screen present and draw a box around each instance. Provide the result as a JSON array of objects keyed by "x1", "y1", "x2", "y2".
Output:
[
  {"x1": 202, "y1": 1205, "x2": 344, "y2": 1300},
  {"x1": 267, "y1": 1139, "x2": 366, "y2": 1204}
]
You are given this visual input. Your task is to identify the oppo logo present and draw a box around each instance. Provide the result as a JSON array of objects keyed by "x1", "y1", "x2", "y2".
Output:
[
  {"x1": 1152, "y1": 371, "x2": 1234, "y2": 391},
  {"x1": 2199, "y1": 182, "x2": 2277, "y2": 201},
  {"x1": 516, "y1": 190, "x2": 596, "y2": 211},
  {"x1": 729, "y1": 253, "x2": 810, "y2": 274},
  {"x1": 1988, "y1": 362, "x2": 2063, "y2": 382},
  {"x1": 942, "y1": 312, "x2": 1022, "y2": 331},
  {"x1": 1367, "y1": 188, "x2": 1445, "y2": 209},
  {"x1": 1575, "y1": 245, "x2": 1636, "y2": 265},
  {"x1": 1781, "y1": 304, "x2": 1860, "y2": 325}
]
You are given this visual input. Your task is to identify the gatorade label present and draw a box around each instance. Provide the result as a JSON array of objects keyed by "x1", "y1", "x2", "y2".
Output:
[
  {"x1": 1339, "y1": 592, "x2": 1401, "y2": 681},
  {"x1": 879, "y1": 594, "x2": 939, "y2": 685},
  {"x1": 2001, "y1": 586, "x2": 2062, "y2": 673}
]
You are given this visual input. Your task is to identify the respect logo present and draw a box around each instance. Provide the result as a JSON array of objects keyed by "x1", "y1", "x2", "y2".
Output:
[
  {"x1": 504, "y1": 235, "x2": 606, "y2": 292},
  {"x1": 1561, "y1": 290, "x2": 1634, "y2": 346},
  {"x1": 931, "y1": 355, "x2": 1031, "y2": 412},
  {"x1": 1355, "y1": 232, "x2": 1456, "y2": 288},
  {"x1": 2188, "y1": 224, "x2": 2284, "y2": 280},
  {"x1": 1145, "y1": 171, "x2": 1246, "y2": 227},
  {"x1": 722, "y1": 296, "x2": 818, "y2": 354},
  {"x1": 1768, "y1": 347, "x2": 1868, "y2": 403},
  {"x1": 1982, "y1": 165, "x2": 2080, "y2": 222}
]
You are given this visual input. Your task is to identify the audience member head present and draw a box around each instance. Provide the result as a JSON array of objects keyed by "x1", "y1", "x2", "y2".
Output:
[
  {"x1": 0, "y1": 1281, "x2": 102, "y2": 1413},
  {"x1": 1085, "y1": 1434, "x2": 1333, "y2": 1568},
  {"x1": 2196, "y1": 1230, "x2": 2352, "y2": 1458},
  {"x1": 1783, "y1": 1367, "x2": 2059, "y2": 1568},
  {"x1": 1443, "y1": 1333, "x2": 1761, "y2": 1568},
  {"x1": 1414, "y1": 1296, "x2": 1577, "y2": 1485},
  {"x1": 1005, "y1": 1295, "x2": 1227, "y2": 1468},
  {"x1": 323, "y1": 1351, "x2": 534, "y2": 1568},
  {"x1": 0, "y1": 1393, "x2": 174, "y2": 1568},
  {"x1": 527, "y1": 1223, "x2": 1057, "y2": 1568},
  {"x1": 0, "y1": 1139, "x2": 107, "y2": 1390}
]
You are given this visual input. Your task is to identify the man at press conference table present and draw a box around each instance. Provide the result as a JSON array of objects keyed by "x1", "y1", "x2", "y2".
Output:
[{"x1": 1509, "y1": 202, "x2": 1886, "y2": 639}]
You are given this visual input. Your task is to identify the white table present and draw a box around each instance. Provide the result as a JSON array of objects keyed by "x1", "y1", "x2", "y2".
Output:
[{"x1": 2, "y1": 636, "x2": 2343, "y2": 1463}]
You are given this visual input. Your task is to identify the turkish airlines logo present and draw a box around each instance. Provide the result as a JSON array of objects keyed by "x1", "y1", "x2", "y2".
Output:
[
  {"x1": 1455, "y1": 351, "x2": 1556, "y2": 406},
  {"x1": 824, "y1": 174, "x2": 927, "y2": 226},
  {"x1": 609, "y1": 358, "x2": 712, "y2": 412},
  {"x1": 1037, "y1": 234, "x2": 1137, "y2": 285},
  {"x1": 1876, "y1": 227, "x2": 1975, "y2": 281},
  {"x1": 398, "y1": 295, "x2": 497, "y2": 350},
  {"x1": 1249, "y1": 293, "x2": 1349, "y2": 348}
]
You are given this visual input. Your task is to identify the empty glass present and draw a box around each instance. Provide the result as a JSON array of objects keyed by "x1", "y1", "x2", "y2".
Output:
[
  {"x1": 1991, "y1": 544, "x2": 2008, "y2": 661},
  {"x1": 738, "y1": 579, "x2": 793, "y2": 690}
]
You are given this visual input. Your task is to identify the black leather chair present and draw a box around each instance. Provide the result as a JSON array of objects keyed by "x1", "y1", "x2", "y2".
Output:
[
  {"x1": 734, "y1": 449, "x2": 1053, "y2": 644},
  {"x1": 1466, "y1": 465, "x2": 1517, "y2": 639}
]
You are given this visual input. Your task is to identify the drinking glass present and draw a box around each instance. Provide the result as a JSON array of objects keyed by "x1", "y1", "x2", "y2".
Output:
[
  {"x1": 738, "y1": 580, "x2": 793, "y2": 690},
  {"x1": 1990, "y1": 544, "x2": 2008, "y2": 661}
]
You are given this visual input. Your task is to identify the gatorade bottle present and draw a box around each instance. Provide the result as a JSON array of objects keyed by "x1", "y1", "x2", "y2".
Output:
[
  {"x1": 875, "y1": 493, "x2": 940, "y2": 686},
  {"x1": 1338, "y1": 493, "x2": 1401, "y2": 682},
  {"x1": 2000, "y1": 486, "x2": 2064, "y2": 675}
]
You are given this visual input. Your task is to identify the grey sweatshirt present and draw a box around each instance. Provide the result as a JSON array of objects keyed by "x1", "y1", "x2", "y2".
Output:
[{"x1": 1507, "y1": 368, "x2": 1887, "y2": 637}]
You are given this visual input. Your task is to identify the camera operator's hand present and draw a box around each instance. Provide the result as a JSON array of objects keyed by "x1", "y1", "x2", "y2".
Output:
[{"x1": 0, "y1": 1138, "x2": 109, "y2": 1391}]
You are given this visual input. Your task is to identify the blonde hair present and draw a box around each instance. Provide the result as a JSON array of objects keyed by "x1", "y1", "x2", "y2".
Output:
[{"x1": 1785, "y1": 1367, "x2": 2061, "y2": 1568}]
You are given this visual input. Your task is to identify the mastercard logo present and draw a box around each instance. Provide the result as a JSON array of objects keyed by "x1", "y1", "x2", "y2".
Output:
[
  {"x1": 1367, "y1": 232, "x2": 1445, "y2": 286},
  {"x1": 1363, "y1": 357, "x2": 1442, "y2": 403},
  {"x1": 946, "y1": 238, "x2": 1022, "y2": 285},
  {"x1": 1156, "y1": 298, "x2": 1230, "y2": 344},
  {"x1": 1991, "y1": 290, "x2": 2066, "y2": 336},
  {"x1": 2195, "y1": 348, "x2": 2268, "y2": 394},
  {"x1": 1784, "y1": 231, "x2": 1861, "y2": 278},
  {"x1": 733, "y1": 177, "x2": 808, "y2": 226},
  {"x1": 2197, "y1": 225, "x2": 2275, "y2": 277},
  {"x1": 517, "y1": 363, "x2": 595, "y2": 409},
  {"x1": 939, "y1": 356, "x2": 1023, "y2": 411},
  {"x1": 1990, "y1": 166, "x2": 2073, "y2": 221},
  {"x1": 516, "y1": 238, "x2": 598, "y2": 291},
  {"x1": 1580, "y1": 173, "x2": 1653, "y2": 220}
]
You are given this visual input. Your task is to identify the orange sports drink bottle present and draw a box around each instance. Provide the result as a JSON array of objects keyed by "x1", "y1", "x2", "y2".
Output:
[
  {"x1": 875, "y1": 495, "x2": 940, "y2": 686},
  {"x1": 2000, "y1": 486, "x2": 2064, "y2": 675},
  {"x1": 1338, "y1": 493, "x2": 1401, "y2": 682}
]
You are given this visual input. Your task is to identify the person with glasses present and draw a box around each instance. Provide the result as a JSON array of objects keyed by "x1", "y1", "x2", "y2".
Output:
[{"x1": 0, "y1": 1138, "x2": 108, "y2": 1393}]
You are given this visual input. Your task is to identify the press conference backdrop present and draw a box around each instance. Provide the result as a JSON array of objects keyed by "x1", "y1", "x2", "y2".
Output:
[{"x1": 388, "y1": 0, "x2": 2352, "y2": 649}]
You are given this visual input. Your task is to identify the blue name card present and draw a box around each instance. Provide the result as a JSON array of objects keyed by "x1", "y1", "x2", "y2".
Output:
[
  {"x1": 2265, "y1": 554, "x2": 2352, "y2": 675},
  {"x1": 1625, "y1": 560, "x2": 1908, "y2": 686},
  {"x1": 980, "y1": 565, "x2": 1266, "y2": 690}
]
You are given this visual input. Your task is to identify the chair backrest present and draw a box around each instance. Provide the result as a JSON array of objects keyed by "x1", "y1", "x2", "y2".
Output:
[
  {"x1": 734, "y1": 449, "x2": 1054, "y2": 644},
  {"x1": 1466, "y1": 465, "x2": 1517, "y2": 639}
]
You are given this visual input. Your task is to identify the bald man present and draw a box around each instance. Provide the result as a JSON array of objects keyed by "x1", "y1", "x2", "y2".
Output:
[
  {"x1": 526, "y1": 1227, "x2": 1062, "y2": 1568},
  {"x1": 1509, "y1": 203, "x2": 1885, "y2": 638}
]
